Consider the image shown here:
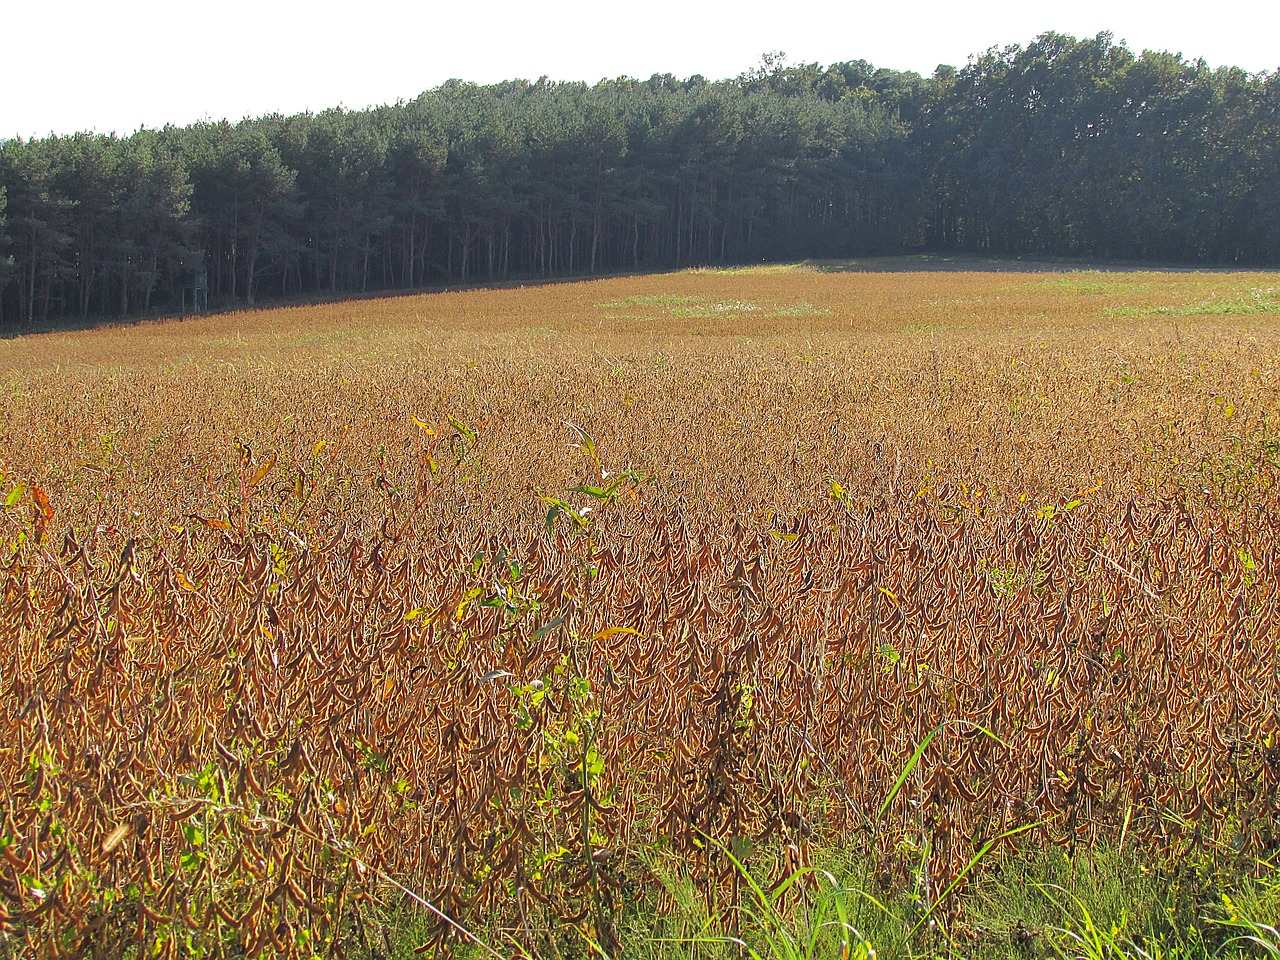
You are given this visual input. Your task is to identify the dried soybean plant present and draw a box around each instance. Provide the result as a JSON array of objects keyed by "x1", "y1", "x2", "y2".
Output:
[
  {"x1": 2, "y1": 267, "x2": 1280, "y2": 956},
  {"x1": 5, "y1": 441, "x2": 1279, "y2": 956}
]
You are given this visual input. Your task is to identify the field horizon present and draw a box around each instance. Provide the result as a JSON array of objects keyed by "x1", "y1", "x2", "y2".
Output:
[{"x1": 4, "y1": 253, "x2": 1269, "y2": 342}]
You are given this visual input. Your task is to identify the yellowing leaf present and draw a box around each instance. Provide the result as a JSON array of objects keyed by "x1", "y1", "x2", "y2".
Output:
[
  {"x1": 32, "y1": 484, "x2": 53, "y2": 542},
  {"x1": 455, "y1": 586, "x2": 482, "y2": 621},
  {"x1": 5, "y1": 483, "x2": 27, "y2": 508},
  {"x1": 593, "y1": 626, "x2": 643, "y2": 641},
  {"x1": 31, "y1": 484, "x2": 53, "y2": 522},
  {"x1": 248, "y1": 453, "x2": 276, "y2": 488}
]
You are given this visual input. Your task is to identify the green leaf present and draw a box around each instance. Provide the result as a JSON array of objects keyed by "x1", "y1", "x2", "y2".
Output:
[
  {"x1": 876, "y1": 725, "x2": 938, "y2": 820},
  {"x1": 541, "y1": 496, "x2": 586, "y2": 533},
  {"x1": 446, "y1": 415, "x2": 477, "y2": 443},
  {"x1": 533, "y1": 616, "x2": 566, "y2": 640},
  {"x1": 907, "y1": 820, "x2": 1041, "y2": 938},
  {"x1": 563, "y1": 420, "x2": 598, "y2": 463}
]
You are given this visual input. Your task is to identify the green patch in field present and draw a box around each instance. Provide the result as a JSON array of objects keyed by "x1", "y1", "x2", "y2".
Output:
[
  {"x1": 771, "y1": 301, "x2": 831, "y2": 318},
  {"x1": 670, "y1": 299, "x2": 761, "y2": 320},
  {"x1": 597, "y1": 294, "x2": 702, "y2": 309},
  {"x1": 1105, "y1": 286, "x2": 1280, "y2": 319},
  {"x1": 599, "y1": 295, "x2": 830, "y2": 323},
  {"x1": 1170, "y1": 285, "x2": 1280, "y2": 316},
  {"x1": 691, "y1": 261, "x2": 815, "y2": 275},
  {"x1": 1035, "y1": 273, "x2": 1160, "y2": 297}
]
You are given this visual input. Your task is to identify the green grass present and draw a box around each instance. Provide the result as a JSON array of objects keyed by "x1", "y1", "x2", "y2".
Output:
[
  {"x1": 1106, "y1": 286, "x2": 1280, "y2": 318},
  {"x1": 691, "y1": 262, "x2": 817, "y2": 276},
  {"x1": 345, "y1": 841, "x2": 1280, "y2": 960},
  {"x1": 1034, "y1": 274, "x2": 1162, "y2": 297},
  {"x1": 597, "y1": 295, "x2": 704, "y2": 309},
  {"x1": 597, "y1": 295, "x2": 831, "y2": 323}
]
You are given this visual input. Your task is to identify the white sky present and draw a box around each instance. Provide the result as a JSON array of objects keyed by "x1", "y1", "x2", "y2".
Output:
[{"x1": 4, "y1": 0, "x2": 1276, "y2": 140}]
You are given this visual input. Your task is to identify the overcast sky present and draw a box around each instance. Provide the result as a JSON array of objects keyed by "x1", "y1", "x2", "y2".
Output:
[{"x1": 4, "y1": 0, "x2": 1276, "y2": 140}]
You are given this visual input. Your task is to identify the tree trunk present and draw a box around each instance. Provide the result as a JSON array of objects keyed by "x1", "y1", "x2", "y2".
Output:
[
  {"x1": 591, "y1": 197, "x2": 601, "y2": 273},
  {"x1": 229, "y1": 234, "x2": 238, "y2": 302},
  {"x1": 244, "y1": 222, "x2": 259, "y2": 305},
  {"x1": 406, "y1": 211, "x2": 417, "y2": 287},
  {"x1": 144, "y1": 254, "x2": 157, "y2": 312},
  {"x1": 362, "y1": 229, "x2": 371, "y2": 292}
]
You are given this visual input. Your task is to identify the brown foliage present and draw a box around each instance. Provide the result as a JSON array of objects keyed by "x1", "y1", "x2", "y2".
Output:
[{"x1": 1, "y1": 267, "x2": 1279, "y2": 955}]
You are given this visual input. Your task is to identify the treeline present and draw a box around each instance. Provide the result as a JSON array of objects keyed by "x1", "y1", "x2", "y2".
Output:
[{"x1": 1, "y1": 32, "x2": 1277, "y2": 325}]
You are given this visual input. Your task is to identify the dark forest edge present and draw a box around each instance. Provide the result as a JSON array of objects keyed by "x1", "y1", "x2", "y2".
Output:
[{"x1": 1, "y1": 31, "x2": 1277, "y2": 328}]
